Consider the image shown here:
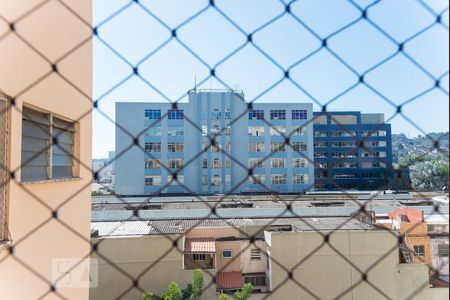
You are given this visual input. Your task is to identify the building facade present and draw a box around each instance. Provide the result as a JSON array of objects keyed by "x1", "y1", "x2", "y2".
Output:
[
  {"x1": 313, "y1": 111, "x2": 393, "y2": 190},
  {"x1": 115, "y1": 90, "x2": 314, "y2": 195},
  {"x1": 0, "y1": 1, "x2": 92, "y2": 299}
]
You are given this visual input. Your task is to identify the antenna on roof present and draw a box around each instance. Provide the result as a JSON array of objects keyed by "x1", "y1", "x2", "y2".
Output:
[{"x1": 194, "y1": 72, "x2": 197, "y2": 92}]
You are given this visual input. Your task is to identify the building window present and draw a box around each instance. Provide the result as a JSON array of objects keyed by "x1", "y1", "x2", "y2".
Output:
[
  {"x1": 333, "y1": 174, "x2": 357, "y2": 179},
  {"x1": 168, "y1": 109, "x2": 184, "y2": 120},
  {"x1": 202, "y1": 125, "x2": 208, "y2": 136},
  {"x1": 248, "y1": 110, "x2": 264, "y2": 120},
  {"x1": 21, "y1": 107, "x2": 76, "y2": 181},
  {"x1": 270, "y1": 110, "x2": 286, "y2": 120},
  {"x1": 331, "y1": 151, "x2": 357, "y2": 158},
  {"x1": 145, "y1": 175, "x2": 161, "y2": 186},
  {"x1": 225, "y1": 175, "x2": 231, "y2": 186},
  {"x1": 271, "y1": 174, "x2": 287, "y2": 184},
  {"x1": 212, "y1": 158, "x2": 222, "y2": 168},
  {"x1": 331, "y1": 141, "x2": 356, "y2": 147},
  {"x1": 333, "y1": 162, "x2": 358, "y2": 168},
  {"x1": 168, "y1": 159, "x2": 184, "y2": 169},
  {"x1": 270, "y1": 126, "x2": 286, "y2": 136},
  {"x1": 293, "y1": 126, "x2": 306, "y2": 136},
  {"x1": 211, "y1": 175, "x2": 221, "y2": 186},
  {"x1": 293, "y1": 174, "x2": 308, "y2": 184},
  {"x1": 292, "y1": 142, "x2": 307, "y2": 152},
  {"x1": 250, "y1": 249, "x2": 261, "y2": 260},
  {"x1": 225, "y1": 160, "x2": 231, "y2": 168},
  {"x1": 145, "y1": 142, "x2": 161, "y2": 153},
  {"x1": 146, "y1": 126, "x2": 162, "y2": 136},
  {"x1": 168, "y1": 175, "x2": 184, "y2": 185},
  {"x1": 145, "y1": 109, "x2": 161, "y2": 119},
  {"x1": 361, "y1": 130, "x2": 386, "y2": 137},
  {"x1": 293, "y1": 158, "x2": 307, "y2": 168},
  {"x1": 224, "y1": 125, "x2": 231, "y2": 136},
  {"x1": 211, "y1": 125, "x2": 221, "y2": 137},
  {"x1": 202, "y1": 142, "x2": 208, "y2": 152},
  {"x1": 249, "y1": 142, "x2": 264, "y2": 152},
  {"x1": 222, "y1": 250, "x2": 233, "y2": 259},
  {"x1": 201, "y1": 175, "x2": 208, "y2": 186},
  {"x1": 244, "y1": 275, "x2": 266, "y2": 287},
  {"x1": 202, "y1": 159, "x2": 208, "y2": 169},
  {"x1": 315, "y1": 152, "x2": 328, "y2": 158},
  {"x1": 249, "y1": 158, "x2": 264, "y2": 168},
  {"x1": 168, "y1": 142, "x2": 184, "y2": 152},
  {"x1": 168, "y1": 127, "x2": 184, "y2": 136},
  {"x1": 438, "y1": 244, "x2": 449, "y2": 257},
  {"x1": 193, "y1": 254, "x2": 206, "y2": 261},
  {"x1": 211, "y1": 143, "x2": 222, "y2": 153},
  {"x1": 271, "y1": 158, "x2": 286, "y2": 168},
  {"x1": 292, "y1": 110, "x2": 307, "y2": 120},
  {"x1": 211, "y1": 111, "x2": 222, "y2": 119},
  {"x1": 248, "y1": 126, "x2": 265, "y2": 136},
  {"x1": 250, "y1": 174, "x2": 265, "y2": 184},
  {"x1": 413, "y1": 245, "x2": 425, "y2": 257},
  {"x1": 314, "y1": 131, "x2": 327, "y2": 137},
  {"x1": 225, "y1": 143, "x2": 231, "y2": 153},
  {"x1": 145, "y1": 159, "x2": 160, "y2": 169},
  {"x1": 331, "y1": 131, "x2": 356, "y2": 137},
  {"x1": 314, "y1": 141, "x2": 328, "y2": 148},
  {"x1": 270, "y1": 142, "x2": 285, "y2": 152},
  {"x1": 225, "y1": 109, "x2": 231, "y2": 119}
]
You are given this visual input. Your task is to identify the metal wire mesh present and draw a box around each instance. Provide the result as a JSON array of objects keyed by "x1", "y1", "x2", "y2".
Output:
[{"x1": 0, "y1": 0, "x2": 449, "y2": 299}]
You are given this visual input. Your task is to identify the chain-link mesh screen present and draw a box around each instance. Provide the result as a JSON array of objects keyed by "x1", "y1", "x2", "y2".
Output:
[{"x1": 0, "y1": 0, "x2": 449, "y2": 299}]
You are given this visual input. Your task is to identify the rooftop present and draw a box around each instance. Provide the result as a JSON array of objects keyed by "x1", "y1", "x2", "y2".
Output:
[{"x1": 91, "y1": 217, "x2": 374, "y2": 238}]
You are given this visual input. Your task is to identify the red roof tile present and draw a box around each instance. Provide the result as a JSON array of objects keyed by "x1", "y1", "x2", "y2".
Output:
[
  {"x1": 216, "y1": 271, "x2": 244, "y2": 289},
  {"x1": 184, "y1": 238, "x2": 215, "y2": 253}
]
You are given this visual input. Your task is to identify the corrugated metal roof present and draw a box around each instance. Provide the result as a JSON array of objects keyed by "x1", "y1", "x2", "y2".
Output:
[
  {"x1": 91, "y1": 217, "x2": 373, "y2": 238},
  {"x1": 184, "y1": 238, "x2": 215, "y2": 253},
  {"x1": 216, "y1": 271, "x2": 244, "y2": 289}
]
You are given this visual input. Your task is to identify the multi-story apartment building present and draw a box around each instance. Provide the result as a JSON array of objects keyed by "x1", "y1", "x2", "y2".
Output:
[
  {"x1": 115, "y1": 90, "x2": 314, "y2": 195},
  {"x1": 313, "y1": 111, "x2": 393, "y2": 190}
]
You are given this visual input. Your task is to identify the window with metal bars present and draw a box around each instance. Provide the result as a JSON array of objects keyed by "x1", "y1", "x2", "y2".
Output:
[{"x1": 21, "y1": 107, "x2": 75, "y2": 182}]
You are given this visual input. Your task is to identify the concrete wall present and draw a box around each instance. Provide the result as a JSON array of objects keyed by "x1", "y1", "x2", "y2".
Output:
[
  {"x1": 264, "y1": 230, "x2": 448, "y2": 300},
  {"x1": 0, "y1": 1, "x2": 92, "y2": 299},
  {"x1": 90, "y1": 235, "x2": 216, "y2": 300},
  {"x1": 430, "y1": 236, "x2": 449, "y2": 275}
]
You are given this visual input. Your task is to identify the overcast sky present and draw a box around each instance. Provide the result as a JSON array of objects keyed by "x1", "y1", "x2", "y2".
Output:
[{"x1": 93, "y1": 0, "x2": 449, "y2": 158}]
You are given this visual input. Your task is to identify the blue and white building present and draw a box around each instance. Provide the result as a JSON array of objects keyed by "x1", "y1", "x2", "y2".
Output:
[
  {"x1": 313, "y1": 111, "x2": 393, "y2": 190},
  {"x1": 115, "y1": 90, "x2": 314, "y2": 195}
]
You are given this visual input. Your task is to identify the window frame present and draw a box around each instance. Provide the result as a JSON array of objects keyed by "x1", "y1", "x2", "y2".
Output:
[
  {"x1": 292, "y1": 109, "x2": 307, "y2": 120},
  {"x1": 222, "y1": 249, "x2": 233, "y2": 259},
  {"x1": 21, "y1": 106, "x2": 77, "y2": 182},
  {"x1": 413, "y1": 245, "x2": 425, "y2": 257}
]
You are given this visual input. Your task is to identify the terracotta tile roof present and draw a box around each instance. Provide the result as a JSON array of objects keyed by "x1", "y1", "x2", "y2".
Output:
[
  {"x1": 216, "y1": 271, "x2": 244, "y2": 289},
  {"x1": 184, "y1": 238, "x2": 215, "y2": 253}
]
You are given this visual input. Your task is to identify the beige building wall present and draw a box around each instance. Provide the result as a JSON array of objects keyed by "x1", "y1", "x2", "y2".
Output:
[
  {"x1": 0, "y1": 1, "x2": 92, "y2": 299},
  {"x1": 216, "y1": 240, "x2": 242, "y2": 272},
  {"x1": 265, "y1": 230, "x2": 449, "y2": 300},
  {"x1": 90, "y1": 235, "x2": 217, "y2": 300},
  {"x1": 240, "y1": 240, "x2": 266, "y2": 274}
]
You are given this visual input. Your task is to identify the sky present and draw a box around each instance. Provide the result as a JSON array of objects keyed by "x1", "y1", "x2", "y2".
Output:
[{"x1": 92, "y1": 0, "x2": 449, "y2": 158}]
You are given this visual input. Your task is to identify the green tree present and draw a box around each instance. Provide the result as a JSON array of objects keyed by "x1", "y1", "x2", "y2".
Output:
[
  {"x1": 142, "y1": 269, "x2": 204, "y2": 300},
  {"x1": 189, "y1": 269, "x2": 204, "y2": 300},
  {"x1": 218, "y1": 283, "x2": 253, "y2": 300},
  {"x1": 162, "y1": 282, "x2": 182, "y2": 300},
  {"x1": 411, "y1": 160, "x2": 449, "y2": 191}
]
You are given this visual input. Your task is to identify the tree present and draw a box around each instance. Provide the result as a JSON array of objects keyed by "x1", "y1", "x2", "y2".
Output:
[
  {"x1": 142, "y1": 269, "x2": 204, "y2": 300},
  {"x1": 189, "y1": 269, "x2": 204, "y2": 300},
  {"x1": 411, "y1": 160, "x2": 449, "y2": 191},
  {"x1": 218, "y1": 283, "x2": 253, "y2": 300},
  {"x1": 162, "y1": 282, "x2": 182, "y2": 300}
]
